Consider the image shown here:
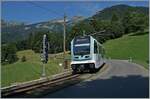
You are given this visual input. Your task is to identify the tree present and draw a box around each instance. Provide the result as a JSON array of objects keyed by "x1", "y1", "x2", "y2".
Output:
[
  {"x1": 27, "y1": 32, "x2": 35, "y2": 49},
  {"x1": 122, "y1": 11, "x2": 132, "y2": 33},
  {"x1": 130, "y1": 13, "x2": 148, "y2": 32},
  {"x1": 2, "y1": 43, "x2": 18, "y2": 64},
  {"x1": 68, "y1": 20, "x2": 94, "y2": 45},
  {"x1": 111, "y1": 13, "x2": 119, "y2": 23},
  {"x1": 16, "y1": 40, "x2": 28, "y2": 51},
  {"x1": 121, "y1": 12, "x2": 148, "y2": 33},
  {"x1": 110, "y1": 13, "x2": 124, "y2": 38}
]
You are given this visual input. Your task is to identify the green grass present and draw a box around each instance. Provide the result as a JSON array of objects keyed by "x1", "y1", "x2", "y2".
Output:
[
  {"x1": 104, "y1": 32, "x2": 149, "y2": 69},
  {"x1": 1, "y1": 50, "x2": 67, "y2": 87}
]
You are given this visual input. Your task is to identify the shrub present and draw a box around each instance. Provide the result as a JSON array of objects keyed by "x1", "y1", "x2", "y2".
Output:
[{"x1": 21, "y1": 56, "x2": 26, "y2": 62}]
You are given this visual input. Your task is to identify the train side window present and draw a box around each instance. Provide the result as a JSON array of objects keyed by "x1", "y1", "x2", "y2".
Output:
[{"x1": 94, "y1": 41, "x2": 98, "y2": 53}]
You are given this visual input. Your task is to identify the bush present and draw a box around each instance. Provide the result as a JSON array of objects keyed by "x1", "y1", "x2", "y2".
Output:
[
  {"x1": 2, "y1": 43, "x2": 18, "y2": 65},
  {"x1": 21, "y1": 56, "x2": 26, "y2": 62}
]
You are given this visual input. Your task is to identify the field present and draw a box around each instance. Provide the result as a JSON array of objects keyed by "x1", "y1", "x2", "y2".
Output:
[
  {"x1": 1, "y1": 50, "x2": 69, "y2": 87},
  {"x1": 104, "y1": 32, "x2": 149, "y2": 69}
]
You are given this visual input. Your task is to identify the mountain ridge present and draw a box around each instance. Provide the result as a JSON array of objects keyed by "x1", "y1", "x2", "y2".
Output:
[{"x1": 2, "y1": 4, "x2": 148, "y2": 43}]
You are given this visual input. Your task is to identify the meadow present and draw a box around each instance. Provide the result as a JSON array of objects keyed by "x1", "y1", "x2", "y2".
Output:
[
  {"x1": 104, "y1": 32, "x2": 149, "y2": 69},
  {"x1": 1, "y1": 50, "x2": 66, "y2": 87}
]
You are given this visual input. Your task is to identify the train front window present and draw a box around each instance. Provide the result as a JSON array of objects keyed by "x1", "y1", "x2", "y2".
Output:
[
  {"x1": 73, "y1": 45, "x2": 90, "y2": 55},
  {"x1": 74, "y1": 36, "x2": 90, "y2": 44}
]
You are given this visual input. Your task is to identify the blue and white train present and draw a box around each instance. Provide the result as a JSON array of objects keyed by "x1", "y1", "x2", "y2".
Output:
[{"x1": 71, "y1": 36, "x2": 106, "y2": 73}]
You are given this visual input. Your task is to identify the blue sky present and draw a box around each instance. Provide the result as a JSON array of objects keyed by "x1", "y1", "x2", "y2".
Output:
[{"x1": 2, "y1": 1, "x2": 149, "y2": 24}]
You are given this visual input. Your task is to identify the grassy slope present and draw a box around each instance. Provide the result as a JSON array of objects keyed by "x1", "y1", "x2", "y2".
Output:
[
  {"x1": 104, "y1": 33, "x2": 149, "y2": 69},
  {"x1": 1, "y1": 50, "x2": 65, "y2": 87}
]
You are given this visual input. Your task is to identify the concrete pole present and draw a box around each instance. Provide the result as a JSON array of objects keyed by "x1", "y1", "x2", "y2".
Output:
[
  {"x1": 63, "y1": 13, "x2": 67, "y2": 69},
  {"x1": 63, "y1": 13, "x2": 66, "y2": 56}
]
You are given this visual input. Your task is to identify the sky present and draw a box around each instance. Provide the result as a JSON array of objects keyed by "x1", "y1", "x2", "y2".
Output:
[{"x1": 2, "y1": 1, "x2": 149, "y2": 24}]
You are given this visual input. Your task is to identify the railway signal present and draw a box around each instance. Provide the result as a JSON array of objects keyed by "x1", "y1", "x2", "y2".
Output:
[{"x1": 41, "y1": 34, "x2": 49, "y2": 77}]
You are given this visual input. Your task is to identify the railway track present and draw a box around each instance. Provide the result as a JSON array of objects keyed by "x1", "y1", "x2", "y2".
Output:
[
  {"x1": 1, "y1": 70, "x2": 81, "y2": 97},
  {"x1": 2, "y1": 63, "x2": 108, "y2": 98}
]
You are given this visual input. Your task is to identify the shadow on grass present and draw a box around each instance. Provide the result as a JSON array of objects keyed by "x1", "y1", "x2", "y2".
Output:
[
  {"x1": 129, "y1": 31, "x2": 148, "y2": 36},
  {"x1": 45, "y1": 75, "x2": 149, "y2": 98}
]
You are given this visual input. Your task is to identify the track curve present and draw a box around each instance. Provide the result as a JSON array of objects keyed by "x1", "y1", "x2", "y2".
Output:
[{"x1": 43, "y1": 60, "x2": 149, "y2": 98}]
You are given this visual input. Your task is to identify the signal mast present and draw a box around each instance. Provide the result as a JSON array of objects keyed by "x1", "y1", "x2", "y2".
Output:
[{"x1": 41, "y1": 34, "x2": 49, "y2": 77}]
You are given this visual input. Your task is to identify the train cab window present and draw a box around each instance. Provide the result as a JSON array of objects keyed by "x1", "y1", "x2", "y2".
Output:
[{"x1": 94, "y1": 41, "x2": 98, "y2": 53}]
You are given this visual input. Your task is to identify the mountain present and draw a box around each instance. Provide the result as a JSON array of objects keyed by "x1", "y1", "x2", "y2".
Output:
[
  {"x1": 67, "y1": 4, "x2": 148, "y2": 44},
  {"x1": 1, "y1": 20, "x2": 25, "y2": 27},
  {"x1": 1, "y1": 4, "x2": 148, "y2": 44},
  {"x1": 2, "y1": 16, "x2": 84, "y2": 43},
  {"x1": 92, "y1": 4, "x2": 148, "y2": 20}
]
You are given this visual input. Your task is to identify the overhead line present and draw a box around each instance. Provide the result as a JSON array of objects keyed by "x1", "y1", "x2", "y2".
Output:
[
  {"x1": 87, "y1": 30, "x2": 106, "y2": 36},
  {"x1": 27, "y1": 1, "x2": 64, "y2": 17}
]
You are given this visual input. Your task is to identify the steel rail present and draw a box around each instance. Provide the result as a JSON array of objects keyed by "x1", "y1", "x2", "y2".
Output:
[{"x1": 2, "y1": 70, "x2": 80, "y2": 97}]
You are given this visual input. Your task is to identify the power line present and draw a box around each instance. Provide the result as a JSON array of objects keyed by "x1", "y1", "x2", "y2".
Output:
[
  {"x1": 27, "y1": 1, "x2": 64, "y2": 17},
  {"x1": 87, "y1": 30, "x2": 106, "y2": 36}
]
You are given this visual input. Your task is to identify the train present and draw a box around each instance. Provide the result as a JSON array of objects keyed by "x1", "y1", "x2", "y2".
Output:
[{"x1": 70, "y1": 35, "x2": 106, "y2": 73}]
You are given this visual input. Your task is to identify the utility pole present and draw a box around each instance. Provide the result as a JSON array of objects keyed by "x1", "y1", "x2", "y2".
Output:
[
  {"x1": 63, "y1": 13, "x2": 67, "y2": 69},
  {"x1": 63, "y1": 13, "x2": 66, "y2": 57}
]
